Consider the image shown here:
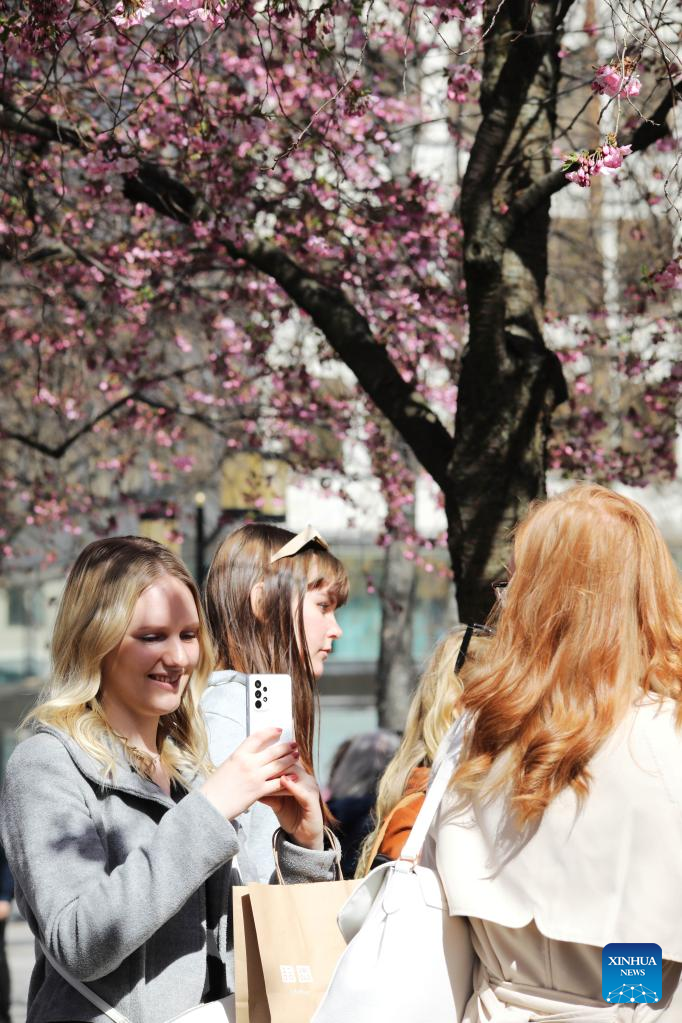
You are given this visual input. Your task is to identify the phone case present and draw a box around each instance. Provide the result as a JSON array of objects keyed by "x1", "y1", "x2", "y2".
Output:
[{"x1": 246, "y1": 674, "x2": 294, "y2": 744}]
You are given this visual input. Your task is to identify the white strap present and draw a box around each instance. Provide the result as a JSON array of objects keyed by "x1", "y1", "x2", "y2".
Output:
[
  {"x1": 40, "y1": 943, "x2": 131, "y2": 1023},
  {"x1": 399, "y1": 713, "x2": 469, "y2": 865}
]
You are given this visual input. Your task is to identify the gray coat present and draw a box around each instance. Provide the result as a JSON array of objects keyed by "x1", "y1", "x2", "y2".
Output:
[{"x1": 0, "y1": 726, "x2": 337, "y2": 1023}]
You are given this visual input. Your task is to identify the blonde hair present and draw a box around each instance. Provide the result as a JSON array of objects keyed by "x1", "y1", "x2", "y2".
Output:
[
  {"x1": 355, "y1": 629, "x2": 467, "y2": 876},
  {"x1": 27, "y1": 536, "x2": 215, "y2": 783},
  {"x1": 455, "y1": 484, "x2": 682, "y2": 825},
  {"x1": 205, "y1": 522, "x2": 349, "y2": 780}
]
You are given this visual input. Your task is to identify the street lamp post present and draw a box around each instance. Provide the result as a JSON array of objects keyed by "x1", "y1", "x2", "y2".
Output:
[{"x1": 194, "y1": 491, "x2": 206, "y2": 587}]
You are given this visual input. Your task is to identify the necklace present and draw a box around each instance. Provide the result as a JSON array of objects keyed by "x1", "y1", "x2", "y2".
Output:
[
  {"x1": 117, "y1": 733, "x2": 163, "y2": 778},
  {"x1": 91, "y1": 702, "x2": 165, "y2": 780}
]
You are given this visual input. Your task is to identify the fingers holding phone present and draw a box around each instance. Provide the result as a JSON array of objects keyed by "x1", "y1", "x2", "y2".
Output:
[
  {"x1": 199, "y1": 728, "x2": 298, "y2": 821},
  {"x1": 261, "y1": 765, "x2": 324, "y2": 850}
]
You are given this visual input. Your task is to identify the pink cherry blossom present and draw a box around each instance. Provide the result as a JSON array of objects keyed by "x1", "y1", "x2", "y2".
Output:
[{"x1": 592, "y1": 64, "x2": 641, "y2": 98}]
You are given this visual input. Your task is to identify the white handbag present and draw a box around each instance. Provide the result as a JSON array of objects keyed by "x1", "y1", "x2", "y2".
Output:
[
  {"x1": 312, "y1": 715, "x2": 474, "y2": 1023},
  {"x1": 40, "y1": 942, "x2": 235, "y2": 1023}
]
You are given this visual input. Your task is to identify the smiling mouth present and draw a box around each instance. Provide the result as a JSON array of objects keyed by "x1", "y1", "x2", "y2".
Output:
[{"x1": 148, "y1": 674, "x2": 182, "y2": 689}]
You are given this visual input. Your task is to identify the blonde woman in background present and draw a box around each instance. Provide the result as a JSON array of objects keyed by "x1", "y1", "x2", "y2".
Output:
[
  {"x1": 0, "y1": 537, "x2": 337, "y2": 1023},
  {"x1": 430, "y1": 484, "x2": 682, "y2": 1020},
  {"x1": 355, "y1": 627, "x2": 480, "y2": 876}
]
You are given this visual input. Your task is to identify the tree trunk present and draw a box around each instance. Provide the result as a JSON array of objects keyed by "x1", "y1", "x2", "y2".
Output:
[
  {"x1": 376, "y1": 538, "x2": 417, "y2": 732},
  {"x1": 375, "y1": 440, "x2": 419, "y2": 731},
  {"x1": 447, "y1": 0, "x2": 570, "y2": 623}
]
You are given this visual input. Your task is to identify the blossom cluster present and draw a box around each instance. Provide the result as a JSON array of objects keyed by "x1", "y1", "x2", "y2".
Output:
[
  {"x1": 564, "y1": 138, "x2": 632, "y2": 187},
  {"x1": 446, "y1": 63, "x2": 481, "y2": 103}
]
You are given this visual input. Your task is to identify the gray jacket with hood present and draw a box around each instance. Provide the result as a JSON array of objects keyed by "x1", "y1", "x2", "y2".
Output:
[{"x1": 0, "y1": 725, "x2": 337, "y2": 1023}]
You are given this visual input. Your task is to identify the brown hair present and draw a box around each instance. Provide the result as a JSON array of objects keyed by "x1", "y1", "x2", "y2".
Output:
[
  {"x1": 454, "y1": 484, "x2": 682, "y2": 824},
  {"x1": 28, "y1": 536, "x2": 214, "y2": 783},
  {"x1": 204, "y1": 522, "x2": 349, "y2": 778}
]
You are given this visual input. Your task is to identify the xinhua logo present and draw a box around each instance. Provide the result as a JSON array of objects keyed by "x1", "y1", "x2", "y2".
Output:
[{"x1": 602, "y1": 943, "x2": 662, "y2": 1004}]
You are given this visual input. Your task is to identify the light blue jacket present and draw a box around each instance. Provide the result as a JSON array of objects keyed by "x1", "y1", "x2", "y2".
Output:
[{"x1": 201, "y1": 670, "x2": 280, "y2": 883}]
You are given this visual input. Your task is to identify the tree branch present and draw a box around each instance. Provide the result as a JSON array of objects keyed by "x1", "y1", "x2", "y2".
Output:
[
  {"x1": 1, "y1": 365, "x2": 207, "y2": 458},
  {"x1": 0, "y1": 100, "x2": 455, "y2": 486},
  {"x1": 0, "y1": 100, "x2": 88, "y2": 151},
  {"x1": 509, "y1": 80, "x2": 682, "y2": 224},
  {"x1": 220, "y1": 239, "x2": 454, "y2": 489},
  {"x1": 461, "y1": 0, "x2": 579, "y2": 226}
]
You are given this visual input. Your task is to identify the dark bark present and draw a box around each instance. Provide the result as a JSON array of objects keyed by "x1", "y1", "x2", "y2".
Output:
[{"x1": 447, "y1": 0, "x2": 572, "y2": 622}]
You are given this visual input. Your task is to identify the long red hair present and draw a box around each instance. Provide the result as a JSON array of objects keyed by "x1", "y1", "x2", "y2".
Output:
[{"x1": 454, "y1": 484, "x2": 682, "y2": 824}]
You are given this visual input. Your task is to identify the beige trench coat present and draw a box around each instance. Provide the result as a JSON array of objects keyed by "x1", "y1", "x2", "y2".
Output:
[{"x1": 428, "y1": 698, "x2": 682, "y2": 1022}]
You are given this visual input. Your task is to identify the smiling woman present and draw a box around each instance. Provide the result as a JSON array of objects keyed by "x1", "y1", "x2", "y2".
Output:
[
  {"x1": 0, "y1": 536, "x2": 338, "y2": 1023},
  {"x1": 98, "y1": 573, "x2": 202, "y2": 793}
]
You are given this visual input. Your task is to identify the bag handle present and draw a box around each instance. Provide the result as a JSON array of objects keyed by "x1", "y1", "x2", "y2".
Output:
[
  {"x1": 272, "y1": 825, "x2": 343, "y2": 883},
  {"x1": 40, "y1": 942, "x2": 132, "y2": 1023},
  {"x1": 397, "y1": 713, "x2": 469, "y2": 868}
]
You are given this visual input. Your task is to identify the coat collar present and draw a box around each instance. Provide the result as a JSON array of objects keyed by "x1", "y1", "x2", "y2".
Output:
[{"x1": 36, "y1": 724, "x2": 193, "y2": 809}]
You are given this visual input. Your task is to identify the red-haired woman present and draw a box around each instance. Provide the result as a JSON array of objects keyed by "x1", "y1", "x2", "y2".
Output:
[{"x1": 431, "y1": 484, "x2": 682, "y2": 1020}]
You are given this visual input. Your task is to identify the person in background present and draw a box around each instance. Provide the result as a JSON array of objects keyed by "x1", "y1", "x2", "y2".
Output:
[
  {"x1": 0, "y1": 842, "x2": 13, "y2": 1023},
  {"x1": 431, "y1": 484, "x2": 682, "y2": 1019},
  {"x1": 326, "y1": 729, "x2": 401, "y2": 878},
  {"x1": 355, "y1": 628, "x2": 474, "y2": 876},
  {"x1": 202, "y1": 523, "x2": 348, "y2": 882}
]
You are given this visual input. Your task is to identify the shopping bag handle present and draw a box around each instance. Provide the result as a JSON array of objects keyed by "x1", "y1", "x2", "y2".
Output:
[{"x1": 272, "y1": 825, "x2": 343, "y2": 883}]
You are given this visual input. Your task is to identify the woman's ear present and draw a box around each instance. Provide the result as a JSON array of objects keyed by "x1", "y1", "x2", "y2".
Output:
[{"x1": 249, "y1": 581, "x2": 265, "y2": 621}]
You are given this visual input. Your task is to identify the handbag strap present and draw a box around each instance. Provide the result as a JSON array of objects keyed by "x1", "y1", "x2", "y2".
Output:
[
  {"x1": 40, "y1": 942, "x2": 132, "y2": 1023},
  {"x1": 365, "y1": 790, "x2": 424, "y2": 868},
  {"x1": 397, "y1": 713, "x2": 469, "y2": 867}
]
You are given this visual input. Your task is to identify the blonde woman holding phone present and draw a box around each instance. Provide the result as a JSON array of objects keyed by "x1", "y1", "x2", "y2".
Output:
[{"x1": 1, "y1": 537, "x2": 337, "y2": 1023}]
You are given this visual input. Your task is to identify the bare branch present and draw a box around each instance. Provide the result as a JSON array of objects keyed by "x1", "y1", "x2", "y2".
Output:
[{"x1": 509, "y1": 79, "x2": 682, "y2": 223}]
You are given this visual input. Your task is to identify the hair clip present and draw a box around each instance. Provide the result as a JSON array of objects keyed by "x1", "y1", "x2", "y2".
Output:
[{"x1": 270, "y1": 524, "x2": 329, "y2": 564}]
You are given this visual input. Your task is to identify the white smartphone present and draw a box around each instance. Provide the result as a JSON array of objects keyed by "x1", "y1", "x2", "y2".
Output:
[{"x1": 246, "y1": 674, "x2": 294, "y2": 745}]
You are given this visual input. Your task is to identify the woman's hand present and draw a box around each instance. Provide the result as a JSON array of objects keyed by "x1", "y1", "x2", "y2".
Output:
[
  {"x1": 200, "y1": 729, "x2": 299, "y2": 821},
  {"x1": 261, "y1": 767, "x2": 324, "y2": 851}
]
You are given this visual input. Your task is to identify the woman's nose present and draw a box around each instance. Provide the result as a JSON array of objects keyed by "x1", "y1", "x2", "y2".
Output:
[
  {"x1": 329, "y1": 614, "x2": 342, "y2": 639},
  {"x1": 161, "y1": 637, "x2": 190, "y2": 667}
]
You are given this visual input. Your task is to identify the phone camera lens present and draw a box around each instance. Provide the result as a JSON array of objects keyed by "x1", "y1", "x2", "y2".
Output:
[
  {"x1": 255, "y1": 699, "x2": 262, "y2": 709},
  {"x1": 255, "y1": 689, "x2": 262, "y2": 698},
  {"x1": 263, "y1": 686, "x2": 268, "y2": 692},
  {"x1": 263, "y1": 696, "x2": 268, "y2": 702}
]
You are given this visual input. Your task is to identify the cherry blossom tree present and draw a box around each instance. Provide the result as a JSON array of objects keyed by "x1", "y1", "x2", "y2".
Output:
[{"x1": 1, "y1": 0, "x2": 681, "y2": 622}]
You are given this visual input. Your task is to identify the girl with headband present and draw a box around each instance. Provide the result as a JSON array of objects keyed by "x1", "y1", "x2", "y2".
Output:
[{"x1": 202, "y1": 522, "x2": 349, "y2": 881}]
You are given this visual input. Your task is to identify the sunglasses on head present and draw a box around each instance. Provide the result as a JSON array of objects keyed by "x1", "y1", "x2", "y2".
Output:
[{"x1": 455, "y1": 622, "x2": 493, "y2": 673}]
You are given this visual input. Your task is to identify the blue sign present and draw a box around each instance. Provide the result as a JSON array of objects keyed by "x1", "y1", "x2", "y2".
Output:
[{"x1": 602, "y1": 943, "x2": 662, "y2": 1004}]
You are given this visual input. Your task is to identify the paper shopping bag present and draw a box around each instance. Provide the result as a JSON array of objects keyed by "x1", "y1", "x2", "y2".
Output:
[
  {"x1": 233, "y1": 886, "x2": 270, "y2": 1023},
  {"x1": 233, "y1": 879, "x2": 358, "y2": 1023}
]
